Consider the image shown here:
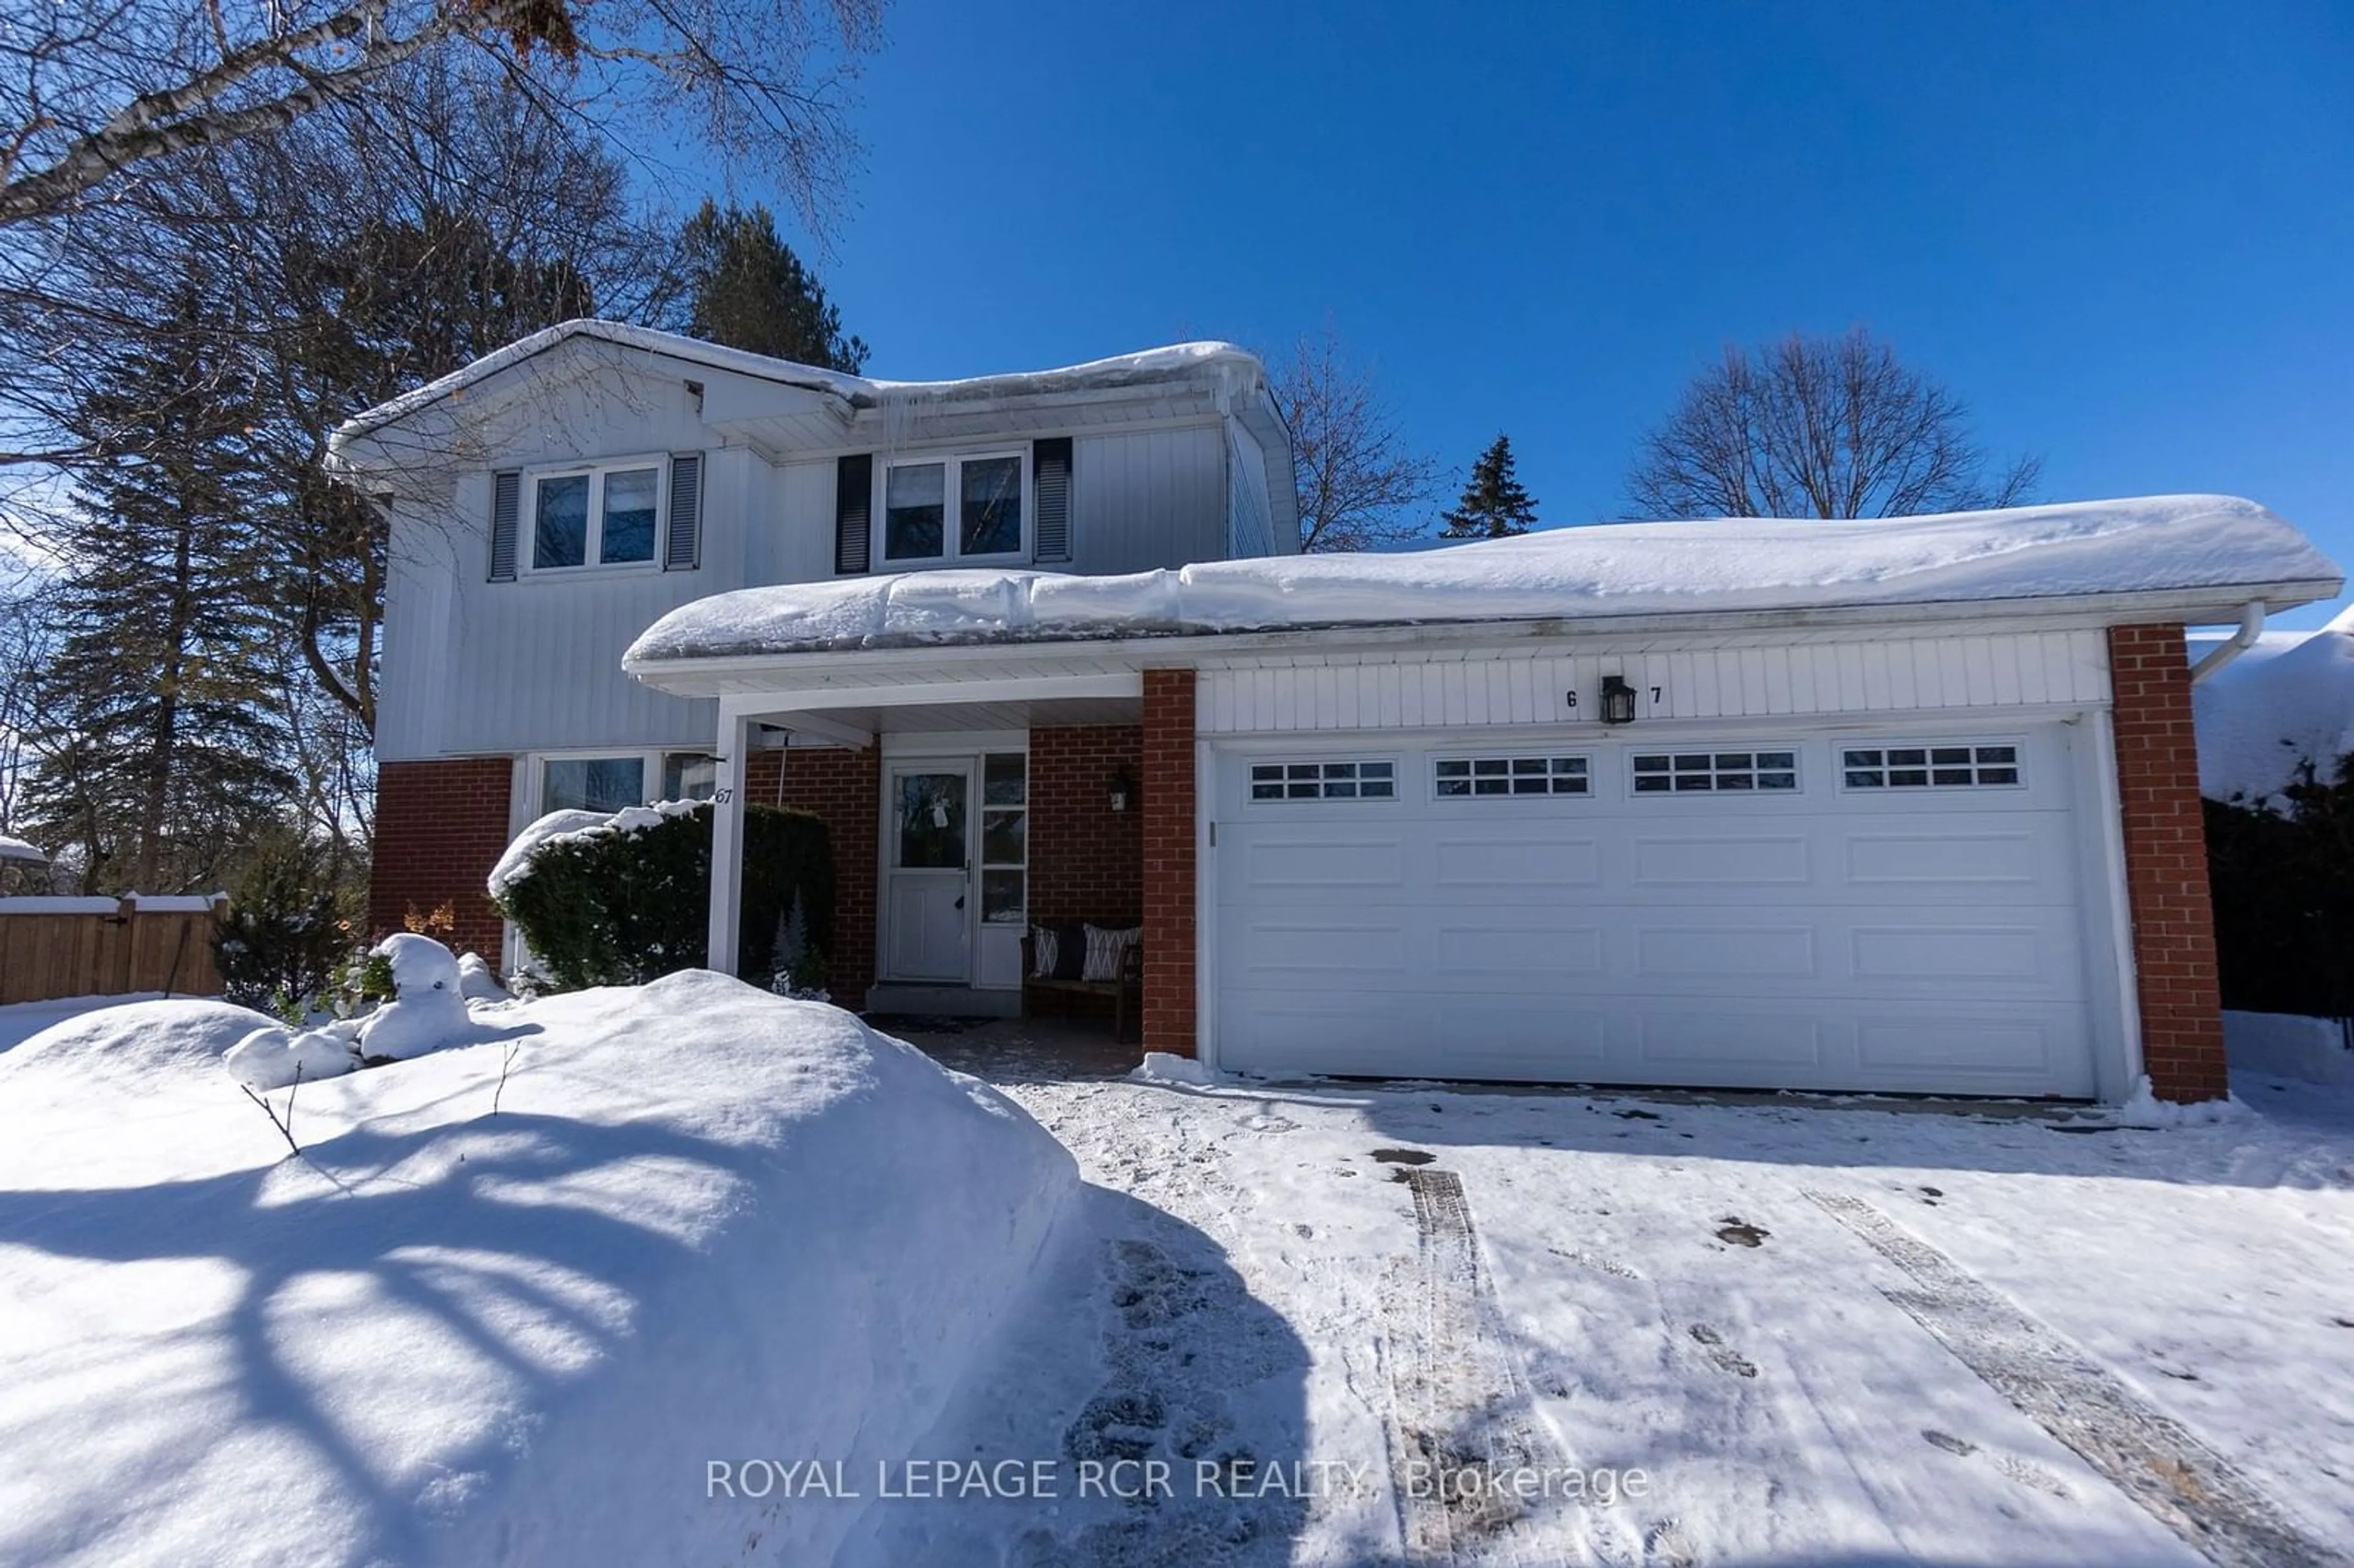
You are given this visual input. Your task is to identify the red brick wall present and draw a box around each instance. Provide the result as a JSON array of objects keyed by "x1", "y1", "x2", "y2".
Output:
[
  {"x1": 1141, "y1": 670, "x2": 1198, "y2": 1057},
  {"x1": 2109, "y1": 623, "x2": 2228, "y2": 1102},
  {"x1": 1029, "y1": 726, "x2": 1144, "y2": 924},
  {"x1": 745, "y1": 744, "x2": 878, "y2": 1009},
  {"x1": 370, "y1": 756, "x2": 512, "y2": 960}
]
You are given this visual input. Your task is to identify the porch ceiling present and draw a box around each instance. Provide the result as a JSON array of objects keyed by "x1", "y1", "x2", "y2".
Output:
[{"x1": 760, "y1": 695, "x2": 1141, "y2": 744}]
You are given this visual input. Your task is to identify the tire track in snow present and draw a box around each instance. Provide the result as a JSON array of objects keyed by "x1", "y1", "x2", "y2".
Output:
[
  {"x1": 1808, "y1": 1190, "x2": 2348, "y2": 1568},
  {"x1": 1386, "y1": 1165, "x2": 1625, "y2": 1567}
]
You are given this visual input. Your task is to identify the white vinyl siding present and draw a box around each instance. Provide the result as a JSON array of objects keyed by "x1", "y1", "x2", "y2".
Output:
[{"x1": 1197, "y1": 631, "x2": 2112, "y2": 736}]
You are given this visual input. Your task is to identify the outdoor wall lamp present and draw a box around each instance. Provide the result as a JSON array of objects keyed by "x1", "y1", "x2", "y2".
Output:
[
  {"x1": 1599, "y1": 675, "x2": 1638, "y2": 725},
  {"x1": 1108, "y1": 766, "x2": 1140, "y2": 813}
]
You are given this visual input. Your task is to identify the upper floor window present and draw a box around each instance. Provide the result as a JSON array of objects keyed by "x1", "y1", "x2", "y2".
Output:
[
  {"x1": 533, "y1": 460, "x2": 663, "y2": 571},
  {"x1": 885, "y1": 452, "x2": 1025, "y2": 565}
]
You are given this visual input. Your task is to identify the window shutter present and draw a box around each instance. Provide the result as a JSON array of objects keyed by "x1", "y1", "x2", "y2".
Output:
[
  {"x1": 664, "y1": 452, "x2": 703, "y2": 571},
  {"x1": 834, "y1": 453, "x2": 873, "y2": 574},
  {"x1": 1033, "y1": 437, "x2": 1073, "y2": 563},
  {"x1": 489, "y1": 470, "x2": 521, "y2": 581}
]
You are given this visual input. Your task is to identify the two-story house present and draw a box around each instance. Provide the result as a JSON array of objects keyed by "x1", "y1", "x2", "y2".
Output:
[
  {"x1": 331, "y1": 321, "x2": 1297, "y2": 1011},
  {"x1": 336, "y1": 320, "x2": 2343, "y2": 1107}
]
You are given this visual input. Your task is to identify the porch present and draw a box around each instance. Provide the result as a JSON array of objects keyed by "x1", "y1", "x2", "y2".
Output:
[{"x1": 706, "y1": 671, "x2": 1170, "y2": 1033}]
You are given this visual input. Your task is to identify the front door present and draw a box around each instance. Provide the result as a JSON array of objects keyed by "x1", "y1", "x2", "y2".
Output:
[{"x1": 885, "y1": 764, "x2": 972, "y2": 982}]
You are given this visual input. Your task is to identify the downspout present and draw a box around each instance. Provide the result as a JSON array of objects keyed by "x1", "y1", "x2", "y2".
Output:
[{"x1": 2189, "y1": 600, "x2": 2266, "y2": 685}]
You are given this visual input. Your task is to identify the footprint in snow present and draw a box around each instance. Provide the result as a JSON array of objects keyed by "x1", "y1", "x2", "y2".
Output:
[
  {"x1": 1688, "y1": 1323, "x2": 1758, "y2": 1378},
  {"x1": 1922, "y1": 1428, "x2": 2072, "y2": 1499},
  {"x1": 1713, "y1": 1217, "x2": 1770, "y2": 1247},
  {"x1": 1548, "y1": 1246, "x2": 1640, "y2": 1281},
  {"x1": 1644, "y1": 1516, "x2": 1701, "y2": 1566}
]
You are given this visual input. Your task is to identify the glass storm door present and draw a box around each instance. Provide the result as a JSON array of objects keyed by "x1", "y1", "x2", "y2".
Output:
[{"x1": 885, "y1": 765, "x2": 971, "y2": 982}]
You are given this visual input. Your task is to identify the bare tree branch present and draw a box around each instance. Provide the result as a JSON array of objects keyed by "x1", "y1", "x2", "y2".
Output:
[
  {"x1": 1268, "y1": 325, "x2": 1438, "y2": 553},
  {"x1": 1628, "y1": 327, "x2": 2042, "y2": 520}
]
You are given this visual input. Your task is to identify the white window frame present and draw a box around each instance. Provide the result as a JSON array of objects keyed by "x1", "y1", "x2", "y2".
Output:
[
  {"x1": 878, "y1": 449, "x2": 1030, "y2": 569},
  {"x1": 1628, "y1": 747, "x2": 1802, "y2": 796},
  {"x1": 1838, "y1": 740, "x2": 2026, "y2": 792},
  {"x1": 1432, "y1": 753, "x2": 1593, "y2": 799},
  {"x1": 1247, "y1": 758, "x2": 1400, "y2": 803},
  {"x1": 521, "y1": 454, "x2": 671, "y2": 577},
  {"x1": 523, "y1": 748, "x2": 720, "y2": 818}
]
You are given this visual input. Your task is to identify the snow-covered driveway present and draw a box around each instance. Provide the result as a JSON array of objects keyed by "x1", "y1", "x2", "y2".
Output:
[{"x1": 845, "y1": 1067, "x2": 2354, "y2": 1567}]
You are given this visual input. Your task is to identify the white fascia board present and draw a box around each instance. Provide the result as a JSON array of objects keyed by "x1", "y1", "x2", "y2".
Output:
[{"x1": 622, "y1": 577, "x2": 2341, "y2": 699}]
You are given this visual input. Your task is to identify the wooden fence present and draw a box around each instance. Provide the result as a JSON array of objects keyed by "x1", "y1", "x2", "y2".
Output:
[{"x1": 0, "y1": 895, "x2": 227, "y2": 1006}]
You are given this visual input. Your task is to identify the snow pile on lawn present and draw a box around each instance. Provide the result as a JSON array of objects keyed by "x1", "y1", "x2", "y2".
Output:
[
  {"x1": 2195, "y1": 601, "x2": 2354, "y2": 804},
  {"x1": 487, "y1": 799, "x2": 701, "y2": 899},
  {"x1": 628, "y1": 495, "x2": 2339, "y2": 662},
  {"x1": 5, "y1": 995, "x2": 273, "y2": 1081},
  {"x1": 0, "y1": 971, "x2": 1078, "y2": 1568},
  {"x1": 223, "y1": 934, "x2": 494, "y2": 1090},
  {"x1": 2225, "y1": 1009, "x2": 2354, "y2": 1086}
]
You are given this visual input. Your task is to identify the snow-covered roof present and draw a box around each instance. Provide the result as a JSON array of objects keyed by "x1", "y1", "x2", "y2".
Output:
[
  {"x1": 2195, "y1": 601, "x2": 2354, "y2": 805},
  {"x1": 327, "y1": 318, "x2": 1266, "y2": 459},
  {"x1": 626, "y1": 495, "x2": 2341, "y2": 666},
  {"x1": 0, "y1": 834, "x2": 42, "y2": 864}
]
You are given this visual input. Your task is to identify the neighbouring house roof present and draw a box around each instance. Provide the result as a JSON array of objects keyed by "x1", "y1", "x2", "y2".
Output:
[
  {"x1": 2194, "y1": 600, "x2": 2354, "y2": 805},
  {"x1": 624, "y1": 495, "x2": 2342, "y2": 670},
  {"x1": 325, "y1": 318, "x2": 1274, "y2": 463},
  {"x1": 0, "y1": 834, "x2": 44, "y2": 864}
]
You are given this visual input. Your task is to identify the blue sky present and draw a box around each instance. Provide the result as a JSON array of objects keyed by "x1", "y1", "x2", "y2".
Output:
[{"x1": 758, "y1": 0, "x2": 2352, "y2": 626}]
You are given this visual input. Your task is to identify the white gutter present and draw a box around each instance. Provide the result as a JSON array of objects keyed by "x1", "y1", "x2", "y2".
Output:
[{"x1": 2188, "y1": 599, "x2": 2266, "y2": 684}]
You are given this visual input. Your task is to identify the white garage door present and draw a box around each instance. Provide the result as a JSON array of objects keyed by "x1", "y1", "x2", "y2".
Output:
[{"x1": 1212, "y1": 726, "x2": 2100, "y2": 1097}]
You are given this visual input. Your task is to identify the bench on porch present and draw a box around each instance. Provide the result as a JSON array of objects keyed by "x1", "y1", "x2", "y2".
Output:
[{"x1": 1020, "y1": 923, "x2": 1143, "y2": 1046}]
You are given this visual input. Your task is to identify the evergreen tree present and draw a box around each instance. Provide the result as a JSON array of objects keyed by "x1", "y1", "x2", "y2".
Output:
[
  {"x1": 22, "y1": 280, "x2": 294, "y2": 892},
  {"x1": 1440, "y1": 435, "x2": 1540, "y2": 538},
  {"x1": 677, "y1": 200, "x2": 867, "y2": 371}
]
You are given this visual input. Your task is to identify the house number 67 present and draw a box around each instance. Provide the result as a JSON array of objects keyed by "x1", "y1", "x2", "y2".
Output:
[{"x1": 713, "y1": 787, "x2": 734, "y2": 805}]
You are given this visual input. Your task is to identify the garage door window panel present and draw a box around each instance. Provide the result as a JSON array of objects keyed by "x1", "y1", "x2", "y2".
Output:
[
  {"x1": 1249, "y1": 759, "x2": 1396, "y2": 801},
  {"x1": 1631, "y1": 750, "x2": 1799, "y2": 794},
  {"x1": 1434, "y1": 755, "x2": 1591, "y2": 798},
  {"x1": 1842, "y1": 744, "x2": 2022, "y2": 791}
]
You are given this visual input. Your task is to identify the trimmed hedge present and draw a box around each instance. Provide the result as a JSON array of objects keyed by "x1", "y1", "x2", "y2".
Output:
[
  {"x1": 494, "y1": 802, "x2": 833, "y2": 992},
  {"x1": 2204, "y1": 752, "x2": 2354, "y2": 1021}
]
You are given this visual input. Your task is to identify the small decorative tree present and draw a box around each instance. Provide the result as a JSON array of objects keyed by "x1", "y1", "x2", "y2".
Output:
[{"x1": 1440, "y1": 435, "x2": 1539, "y2": 538}]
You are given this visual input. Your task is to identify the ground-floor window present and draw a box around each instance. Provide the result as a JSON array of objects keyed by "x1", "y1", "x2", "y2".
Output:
[
  {"x1": 535, "y1": 750, "x2": 719, "y2": 816},
  {"x1": 979, "y1": 752, "x2": 1026, "y2": 924}
]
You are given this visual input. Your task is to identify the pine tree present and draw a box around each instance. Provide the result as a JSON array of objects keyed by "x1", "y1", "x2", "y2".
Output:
[
  {"x1": 1440, "y1": 434, "x2": 1540, "y2": 538},
  {"x1": 677, "y1": 200, "x2": 867, "y2": 371},
  {"x1": 22, "y1": 280, "x2": 295, "y2": 892}
]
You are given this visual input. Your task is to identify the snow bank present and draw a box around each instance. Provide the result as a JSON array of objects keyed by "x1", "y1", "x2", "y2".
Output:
[
  {"x1": 2195, "y1": 603, "x2": 2354, "y2": 805},
  {"x1": 2226, "y1": 1010, "x2": 2354, "y2": 1086},
  {"x1": 2107, "y1": 1075, "x2": 2254, "y2": 1128},
  {"x1": 1130, "y1": 1051, "x2": 1223, "y2": 1087},
  {"x1": 223, "y1": 1022, "x2": 360, "y2": 1090},
  {"x1": 0, "y1": 971, "x2": 1078, "y2": 1568},
  {"x1": 1, "y1": 997, "x2": 276, "y2": 1083},
  {"x1": 627, "y1": 495, "x2": 2340, "y2": 663}
]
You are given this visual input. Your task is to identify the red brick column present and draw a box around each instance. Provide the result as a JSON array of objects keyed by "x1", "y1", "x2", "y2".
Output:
[
  {"x1": 1141, "y1": 669, "x2": 1198, "y2": 1057},
  {"x1": 1029, "y1": 725, "x2": 1145, "y2": 924},
  {"x1": 746, "y1": 744, "x2": 878, "y2": 1010},
  {"x1": 370, "y1": 756, "x2": 512, "y2": 959},
  {"x1": 2108, "y1": 623, "x2": 2228, "y2": 1102}
]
